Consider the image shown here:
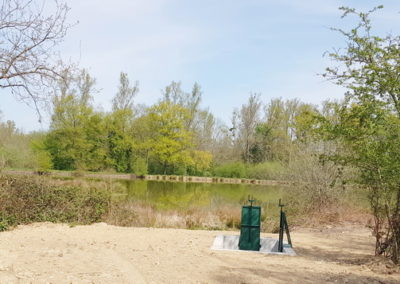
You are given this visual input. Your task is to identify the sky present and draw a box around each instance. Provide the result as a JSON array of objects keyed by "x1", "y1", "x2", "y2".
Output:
[{"x1": 1, "y1": 0, "x2": 400, "y2": 132}]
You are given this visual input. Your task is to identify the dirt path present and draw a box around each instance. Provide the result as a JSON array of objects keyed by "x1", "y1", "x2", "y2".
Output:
[{"x1": 0, "y1": 223, "x2": 398, "y2": 283}]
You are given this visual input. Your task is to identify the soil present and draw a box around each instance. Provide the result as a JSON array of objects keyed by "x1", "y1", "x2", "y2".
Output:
[{"x1": 0, "y1": 223, "x2": 398, "y2": 283}]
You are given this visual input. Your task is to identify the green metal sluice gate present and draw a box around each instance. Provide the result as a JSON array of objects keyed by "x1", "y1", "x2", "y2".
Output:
[
  {"x1": 238, "y1": 197, "x2": 292, "y2": 253},
  {"x1": 238, "y1": 197, "x2": 261, "y2": 251}
]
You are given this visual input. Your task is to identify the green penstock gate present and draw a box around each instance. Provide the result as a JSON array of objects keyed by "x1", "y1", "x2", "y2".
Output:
[{"x1": 239, "y1": 196, "x2": 261, "y2": 251}]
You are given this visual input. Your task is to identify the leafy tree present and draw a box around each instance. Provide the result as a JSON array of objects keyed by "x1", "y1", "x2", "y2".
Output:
[
  {"x1": 187, "y1": 150, "x2": 213, "y2": 176},
  {"x1": 322, "y1": 6, "x2": 400, "y2": 263},
  {"x1": 46, "y1": 70, "x2": 107, "y2": 171},
  {"x1": 30, "y1": 133, "x2": 53, "y2": 172},
  {"x1": 105, "y1": 109, "x2": 135, "y2": 172},
  {"x1": 105, "y1": 72, "x2": 139, "y2": 172},
  {"x1": 146, "y1": 101, "x2": 193, "y2": 174},
  {"x1": 292, "y1": 104, "x2": 319, "y2": 142}
]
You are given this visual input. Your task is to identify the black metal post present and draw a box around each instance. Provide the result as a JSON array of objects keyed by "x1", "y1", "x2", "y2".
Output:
[
  {"x1": 283, "y1": 212, "x2": 292, "y2": 247},
  {"x1": 278, "y1": 199, "x2": 284, "y2": 252}
]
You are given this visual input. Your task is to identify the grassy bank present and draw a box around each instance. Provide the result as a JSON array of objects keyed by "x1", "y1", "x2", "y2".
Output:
[{"x1": 0, "y1": 174, "x2": 371, "y2": 232}]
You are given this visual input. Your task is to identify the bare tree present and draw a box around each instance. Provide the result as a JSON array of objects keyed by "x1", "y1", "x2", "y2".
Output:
[
  {"x1": 77, "y1": 69, "x2": 96, "y2": 106},
  {"x1": 0, "y1": 0, "x2": 72, "y2": 118},
  {"x1": 236, "y1": 93, "x2": 262, "y2": 163},
  {"x1": 112, "y1": 72, "x2": 139, "y2": 111}
]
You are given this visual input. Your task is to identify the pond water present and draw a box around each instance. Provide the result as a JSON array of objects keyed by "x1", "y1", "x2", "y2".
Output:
[{"x1": 114, "y1": 179, "x2": 285, "y2": 213}]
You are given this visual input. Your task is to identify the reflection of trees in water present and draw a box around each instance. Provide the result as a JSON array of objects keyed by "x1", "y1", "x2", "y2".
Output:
[{"x1": 120, "y1": 180, "x2": 283, "y2": 211}]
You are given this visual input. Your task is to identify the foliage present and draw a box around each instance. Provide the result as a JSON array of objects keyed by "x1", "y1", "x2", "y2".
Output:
[
  {"x1": 46, "y1": 70, "x2": 108, "y2": 171},
  {"x1": 213, "y1": 162, "x2": 247, "y2": 178},
  {"x1": 0, "y1": 119, "x2": 48, "y2": 170},
  {"x1": 322, "y1": 6, "x2": 400, "y2": 263},
  {"x1": 30, "y1": 133, "x2": 53, "y2": 172},
  {"x1": 246, "y1": 161, "x2": 283, "y2": 180},
  {"x1": 0, "y1": 175, "x2": 110, "y2": 231},
  {"x1": 187, "y1": 150, "x2": 213, "y2": 176},
  {"x1": 146, "y1": 101, "x2": 193, "y2": 174},
  {"x1": 105, "y1": 109, "x2": 135, "y2": 172}
]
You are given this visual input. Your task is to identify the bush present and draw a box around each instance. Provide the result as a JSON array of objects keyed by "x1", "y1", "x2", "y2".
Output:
[
  {"x1": 212, "y1": 161, "x2": 283, "y2": 180},
  {"x1": 0, "y1": 175, "x2": 110, "y2": 231},
  {"x1": 133, "y1": 157, "x2": 148, "y2": 176},
  {"x1": 213, "y1": 162, "x2": 247, "y2": 178},
  {"x1": 246, "y1": 162, "x2": 283, "y2": 180}
]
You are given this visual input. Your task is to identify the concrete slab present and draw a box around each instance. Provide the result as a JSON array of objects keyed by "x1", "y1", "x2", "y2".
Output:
[{"x1": 211, "y1": 235, "x2": 296, "y2": 256}]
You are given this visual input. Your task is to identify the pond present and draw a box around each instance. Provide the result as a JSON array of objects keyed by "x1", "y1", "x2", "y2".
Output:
[
  {"x1": 114, "y1": 179, "x2": 285, "y2": 213},
  {"x1": 54, "y1": 175, "x2": 369, "y2": 229}
]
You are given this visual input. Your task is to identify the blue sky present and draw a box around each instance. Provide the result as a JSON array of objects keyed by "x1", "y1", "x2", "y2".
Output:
[{"x1": 1, "y1": 0, "x2": 400, "y2": 132}]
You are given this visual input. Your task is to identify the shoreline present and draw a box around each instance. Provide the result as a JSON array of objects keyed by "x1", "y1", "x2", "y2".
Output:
[{"x1": 2, "y1": 169, "x2": 294, "y2": 186}]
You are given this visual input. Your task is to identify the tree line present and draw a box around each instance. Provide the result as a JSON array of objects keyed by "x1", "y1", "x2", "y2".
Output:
[{"x1": 0, "y1": 70, "x2": 325, "y2": 179}]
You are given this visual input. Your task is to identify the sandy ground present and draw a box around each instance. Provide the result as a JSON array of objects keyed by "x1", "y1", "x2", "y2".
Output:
[{"x1": 0, "y1": 223, "x2": 398, "y2": 284}]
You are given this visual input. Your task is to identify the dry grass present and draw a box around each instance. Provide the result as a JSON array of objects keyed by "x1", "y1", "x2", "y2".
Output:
[{"x1": 106, "y1": 200, "x2": 242, "y2": 231}]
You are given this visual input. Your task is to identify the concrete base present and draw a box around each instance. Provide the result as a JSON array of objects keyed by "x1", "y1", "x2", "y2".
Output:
[{"x1": 211, "y1": 235, "x2": 296, "y2": 256}]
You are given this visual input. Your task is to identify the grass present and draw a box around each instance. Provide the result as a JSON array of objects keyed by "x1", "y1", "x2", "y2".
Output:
[{"x1": 106, "y1": 199, "x2": 242, "y2": 230}]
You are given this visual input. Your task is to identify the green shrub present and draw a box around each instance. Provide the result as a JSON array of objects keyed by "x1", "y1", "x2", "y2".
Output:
[
  {"x1": 246, "y1": 162, "x2": 283, "y2": 180},
  {"x1": 213, "y1": 162, "x2": 247, "y2": 178},
  {"x1": 133, "y1": 157, "x2": 148, "y2": 176},
  {"x1": 0, "y1": 175, "x2": 110, "y2": 230},
  {"x1": 213, "y1": 161, "x2": 283, "y2": 180}
]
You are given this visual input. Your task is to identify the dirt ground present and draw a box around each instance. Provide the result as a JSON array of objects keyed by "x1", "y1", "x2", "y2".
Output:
[{"x1": 0, "y1": 223, "x2": 398, "y2": 283}]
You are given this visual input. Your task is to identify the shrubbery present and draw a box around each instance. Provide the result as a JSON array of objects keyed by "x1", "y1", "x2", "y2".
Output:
[
  {"x1": 246, "y1": 162, "x2": 283, "y2": 180},
  {"x1": 212, "y1": 162, "x2": 247, "y2": 178},
  {"x1": 0, "y1": 175, "x2": 110, "y2": 231},
  {"x1": 212, "y1": 161, "x2": 283, "y2": 179}
]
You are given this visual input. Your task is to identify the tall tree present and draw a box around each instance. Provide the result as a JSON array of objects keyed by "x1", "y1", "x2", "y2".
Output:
[
  {"x1": 46, "y1": 70, "x2": 106, "y2": 171},
  {"x1": 146, "y1": 101, "x2": 192, "y2": 174},
  {"x1": 106, "y1": 72, "x2": 138, "y2": 172},
  {"x1": 235, "y1": 93, "x2": 262, "y2": 163},
  {"x1": 322, "y1": 6, "x2": 400, "y2": 263}
]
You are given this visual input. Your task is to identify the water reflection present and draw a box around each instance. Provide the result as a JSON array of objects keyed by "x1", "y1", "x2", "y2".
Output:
[{"x1": 116, "y1": 179, "x2": 284, "y2": 211}]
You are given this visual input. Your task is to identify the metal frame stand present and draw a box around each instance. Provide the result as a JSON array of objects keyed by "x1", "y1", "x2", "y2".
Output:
[{"x1": 278, "y1": 199, "x2": 292, "y2": 252}]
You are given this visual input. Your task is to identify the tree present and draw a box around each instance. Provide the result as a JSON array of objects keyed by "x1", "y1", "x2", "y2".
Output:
[
  {"x1": 0, "y1": 0, "x2": 72, "y2": 117},
  {"x1": 235, "y1": 93, "x2": 262, "y2": 163},
  {"x1": 162, "y1": 81, "x2": 202, "y2": 130},
  {"x1": 106, "y1": 72, "x2": 139, "y2": 172},
  {"x1": 112, "y1": 72, "x2": 139, "y2": 111},
  {"x1": 146, "y1": 101, "x2": 192, "y2": 174},
  {"x1": 46, "y1": 70, "x2": 107, "y2": 171},
  {"x1": 292, "y1": 104, "x2": 318, "y2": 142},
  {"x1": 192, "y1": 109, "x2": 215, "y2": 151},
  {"x1": 323, "y1": 6, "x2": 400, "y2": 263},
  {"x1": 105, "y1": 109, "x2": 135, "y2": 173}
]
